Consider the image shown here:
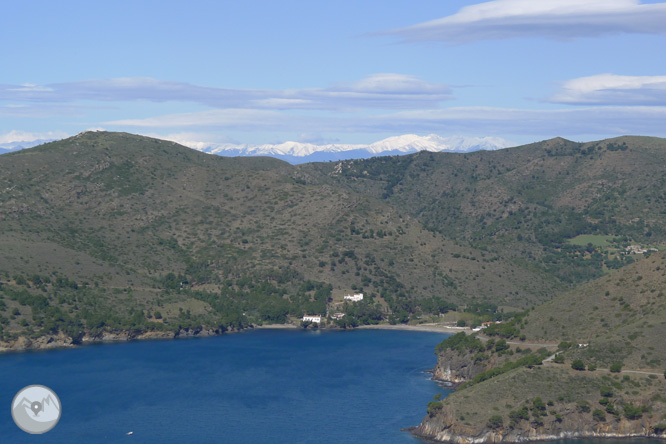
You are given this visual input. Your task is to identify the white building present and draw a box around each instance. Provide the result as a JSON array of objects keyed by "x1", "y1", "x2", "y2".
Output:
[
  {"x1": 302, "y1": 315, "x2": 321, "y2": 323},
  {"x1": 344, "y1": 293, "x2": 364, "y2": 302},
  {"x1": 331, "y1": 313, "x2": 346, "y2": 320}
]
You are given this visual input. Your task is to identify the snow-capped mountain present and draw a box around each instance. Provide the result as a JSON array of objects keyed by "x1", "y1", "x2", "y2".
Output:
[
  {"x1": 0, "y1": 139, "x2": 55, "y2": 153},
  {"x1": 188, "y1": 134, "x2": 514, "y2": 164}
]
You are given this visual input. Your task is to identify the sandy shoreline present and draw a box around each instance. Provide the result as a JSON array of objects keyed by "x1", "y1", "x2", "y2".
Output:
[
  {"x1": 356, "y1": 323, "x2": 467, "y2": 334},
  {"x1": 254, "y1": 322, "x2": 465, "y2": 334}
]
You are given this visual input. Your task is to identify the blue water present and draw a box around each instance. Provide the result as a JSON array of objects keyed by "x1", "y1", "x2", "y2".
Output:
[{"x1": 1, "y1": 329, "x2": 451, "y2": 443}]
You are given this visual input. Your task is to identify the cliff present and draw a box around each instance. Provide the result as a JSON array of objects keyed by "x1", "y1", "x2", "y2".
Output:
[{"x1": 433, "y1": 348, "x2": 501, "y2": 385}]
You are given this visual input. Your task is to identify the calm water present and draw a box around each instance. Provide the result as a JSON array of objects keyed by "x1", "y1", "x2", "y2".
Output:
[
  {"x1": 2, "y1": 330, "x2": 662, "y2": 444},
  {"x1": 1, "y1": 328, "x2": 450, "y2": 444}
]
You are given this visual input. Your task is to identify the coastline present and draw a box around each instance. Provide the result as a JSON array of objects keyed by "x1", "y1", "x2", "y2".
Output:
[
  {"x1": 356, "y1": 323, "x2": 466, "y2": 334},
  {"x1": 0, "y1": 321, "x2": 461, "y2": 354}
]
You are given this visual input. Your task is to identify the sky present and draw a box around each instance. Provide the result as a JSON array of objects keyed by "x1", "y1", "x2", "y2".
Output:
[{"x1": 1, "y1": 0, "x2": 666, "y2": 148}]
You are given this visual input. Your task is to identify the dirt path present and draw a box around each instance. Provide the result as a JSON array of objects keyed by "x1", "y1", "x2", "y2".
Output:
[{"x1": 476, "y1": 334, "x2": 559, "y2": 348}]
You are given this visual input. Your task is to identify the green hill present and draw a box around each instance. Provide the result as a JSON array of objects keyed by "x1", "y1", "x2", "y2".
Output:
[
  {"x1": 1, "y1": 131, "x2": 665, "y2": 352},
  {"x1": 416, "y1": 251, "x2": 666, "y2": 442},
  {"x1": 303, "y1": 136, "x2": 666, "y2": 285},
  {"x1": 0, "y1": 131, "x2": 558, "y2": 345}
]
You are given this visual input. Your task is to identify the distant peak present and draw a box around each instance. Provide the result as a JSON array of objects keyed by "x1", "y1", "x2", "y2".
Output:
[{"x1": 181, "y1": 134, "x2": 515, "y2": 163}]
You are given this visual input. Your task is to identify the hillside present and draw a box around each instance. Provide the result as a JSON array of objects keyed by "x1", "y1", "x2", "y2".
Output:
[
  {"x1": 415, "y1": 251, "x2": 666, "y2": 442},
  {"x1": 302, "y1": 136, "x2": 666, "y2": 285},
  {"x1": 1, "y1": 131, "x2": 665, "y2": 353},
  {"x1": 0, "y1": 131, "x2": 553, "y2": 347}
]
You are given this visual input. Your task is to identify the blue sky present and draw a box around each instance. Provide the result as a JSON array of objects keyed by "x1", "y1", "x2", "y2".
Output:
[{"x1": 1, "y1": 0, "x2": 665, "y2": 147}]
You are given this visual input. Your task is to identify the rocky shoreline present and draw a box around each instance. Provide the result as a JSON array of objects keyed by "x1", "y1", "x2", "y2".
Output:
[
  {"x1": 0, "y1": 321, "x2": 460, "y2": 354},
  {"x1": 412, "y1": 419, "x2": 666, "y2": 443},
  {"x1": 0, "y1": 327, "x2": 224, "y2": 353},
  {"x1": 414, "y1": 352, "x2": 666, "y2": 443},
  {"x1": 0, "y1": 321, "x2": 465, "y2": 354}
]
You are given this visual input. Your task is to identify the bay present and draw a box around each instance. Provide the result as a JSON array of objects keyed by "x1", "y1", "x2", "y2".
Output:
[{"x1": 1, "y1": 328, "x2": 450, "y2": 443}]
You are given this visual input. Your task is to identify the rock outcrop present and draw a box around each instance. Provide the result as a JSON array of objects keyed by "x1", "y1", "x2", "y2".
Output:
[
  {"x1": 433, "y1": 349, "x2": 493, "y2": 384},
  {"x1": 0, "y1": 327, "x2": 227, "y2": 353},
  {"x1": 414, "y1": 409, "x2": 666, "y2": 443}
]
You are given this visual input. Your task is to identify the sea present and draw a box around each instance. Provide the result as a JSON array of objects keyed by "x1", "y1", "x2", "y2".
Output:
[
  {"x1": 1, "y1": 328, "x2": 450, "y2": 444},
  {"x1": 1, "y1": 329, "x2": 662, "y2": 444}
]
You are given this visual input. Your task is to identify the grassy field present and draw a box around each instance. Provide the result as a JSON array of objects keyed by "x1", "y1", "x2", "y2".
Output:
[{"x1": 567, "y1": 234, "x2": 618, "y2": 247}]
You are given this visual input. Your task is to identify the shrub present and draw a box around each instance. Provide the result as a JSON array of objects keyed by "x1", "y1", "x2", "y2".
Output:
[
  {"x1": 571, "y1": 360, "x2": 586, "y2": 371},
  {"x1": 577, "y1": 400, "x2": 591, "y2": 413},
  {"x1": 435, "y1": 332, "x2": 485, "y2": 354},
  {"x1": 610, "y1": 363, "x2": 623, "y2": 373},
  {"x1": 654, "y1": 424, "x2": 666, "y2": 434},
  {"x1": 593, "y1": 409, "x2": 606, "y2": 422},
  {"x1": 588, "y1": 363, "x2": 597, "y2": 371},
  {"x1": 509, "y1": 406, "x2": 530, "y2": 422},
  {"x1": 553, "y1": 354, "x2": 565, "y2": 364},
  {"x1": 487, "y1": 415, "x2": 504, "y2": 430},
  {"x1": 533, "y1": 397, "x2": 546, "y2": 414},
  {"x1": 600, "y1": 386, "x2": 614, "y2": 397},
  {"x1": 427, "y1": 401, "x2": 443, "y2": 416}
]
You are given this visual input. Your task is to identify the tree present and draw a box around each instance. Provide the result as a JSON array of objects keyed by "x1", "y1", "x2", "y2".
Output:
[
  {"x1": 623, "y1": 403, "x2": 645, "y2": 420},
  {"x1": 610, "y1": 363, "x2": 623, "y2": 373},
  {"x1": 571, "y1": 359, "x2": 585, "y2": 371},
  {"x1": 456, "y1": 319, "x2": 467, "y2": 327},
  {"x1": 553, "y1": 354, "x2": 565, "y2": 364},
  {"x1": 495, "y1": 339, "x2": 509, "y2": 352}
]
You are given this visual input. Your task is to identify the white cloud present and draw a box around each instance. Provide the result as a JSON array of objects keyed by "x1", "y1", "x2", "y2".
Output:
[
  {"x1": 381, "y1": 0, "x2": 666, "y2": 44},
  {"x1": 0, "y1": 130, "x2": 68, "y2": 144},
  {"x1": 7, "y1": 83, "x2": 54, "y2": 92},
  {"x1": 548, "y1": 74, "x2": 666, "y2": 105},
  {"x1": 107, "y1": 109, "x2": 291, "y2": 130},
  {"x1": 143, "y1": 132, "x2": 241, "y2": 149},
  {"x1": 0, "y1": 74, "x2": 452, "y2": 111},
  {"x1": 104, "y1": 105, "x2": 666, "y2": 138},
  {"x1": 362, "y1": 106, "x2": 666, "y2": 136}
]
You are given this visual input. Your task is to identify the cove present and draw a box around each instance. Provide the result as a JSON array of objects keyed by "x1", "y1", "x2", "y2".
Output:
[{"x1": 1, "y1": 328, "x2": 449, "y2": 444}]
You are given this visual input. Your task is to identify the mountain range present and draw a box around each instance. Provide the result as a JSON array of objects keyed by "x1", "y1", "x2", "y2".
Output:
[
  {"x1": 188, "y1": 134, "x2": 514, "y2": 164},
  {"x1": 0, "y1": 138, "x2": 55, "y2": 153}
]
